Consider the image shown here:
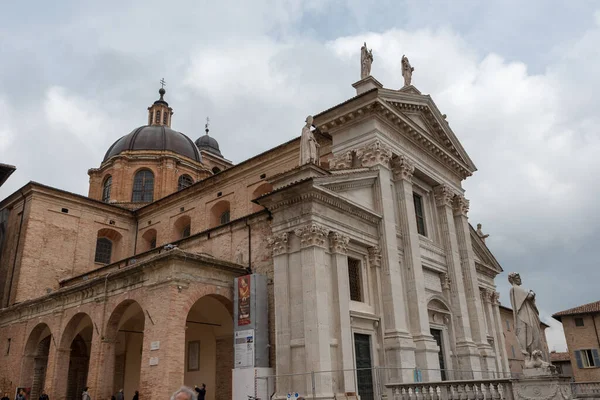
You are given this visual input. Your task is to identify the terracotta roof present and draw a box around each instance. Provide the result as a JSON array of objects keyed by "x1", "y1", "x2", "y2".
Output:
[
  {"x1": 553, "y1": 300, "x2": 600, "y2": 321},
  {"x1": 550, "y1": 352, "x2": 571, "y2": 362}
]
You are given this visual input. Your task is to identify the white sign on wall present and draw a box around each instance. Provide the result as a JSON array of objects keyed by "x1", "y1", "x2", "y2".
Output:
[
  {"x1": 149, "y1": 357, "x2": 159, "y2": 366},
  {"x1": 234, "y1": 329, "x2": 255, "y2": 368},
  {"x1": 150, "y1": 341, "x2": 160, "y2": 351}
]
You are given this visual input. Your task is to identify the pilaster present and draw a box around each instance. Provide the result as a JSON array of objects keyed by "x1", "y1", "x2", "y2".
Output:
[
  {"x1": 329, "y1": 232, "x2": 356, "y2": 397},
  {"x1": 481, "y1": 289, "x2": 502, "y2": 378},
  {"x1": 491, "y1": 292, "x2": 511, "y2": 374},
  {"x1": 357, "y1": 142, "x2": 415, "y2": 383},
  {"x1": 433, "y1": 185, "x2": 481, "y2": 373},
  {"x1": 294, "y1": 223, "x2": 333, "y2": 397},
  {"x1": 391, "y1": 155, "x2": 438, "y2": 380},
  {"x1": 453, "y1": 195, "x2": 495, "y2": 376}
]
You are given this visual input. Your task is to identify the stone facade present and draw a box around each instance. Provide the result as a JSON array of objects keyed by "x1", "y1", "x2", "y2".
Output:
[{"x1": 1, "y1": 77, "x2": 511, "y2": 400}]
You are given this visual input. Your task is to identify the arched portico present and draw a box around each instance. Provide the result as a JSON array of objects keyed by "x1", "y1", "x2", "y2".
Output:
[{"x1": 21, "y1": 323, "x2": 52, "y2": 400}]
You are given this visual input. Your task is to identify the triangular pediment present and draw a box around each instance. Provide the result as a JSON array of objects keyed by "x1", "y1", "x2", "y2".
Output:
[{"x1": 470, "y1": 225, "x2": 502, "y2": 276}]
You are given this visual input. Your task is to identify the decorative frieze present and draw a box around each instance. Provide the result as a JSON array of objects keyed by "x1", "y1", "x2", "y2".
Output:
[
  {"x1": 329, "y1": 151, "x2": 353, "y2": 170},
  {"x1": 294, "y1": 223, "x2": 330, "y2": 248},
  {"x1": 267, "y1": 232, "x2": 289, "y2": 256},
  {"x1": 453, "y1": 194, "x2": 470, "y2": 216},
  {"x1": 355, "y1": 140, "x2": 393, "y2": 168},
  {"x1": 329, "y1": 232, "x2": 350, "y2": 254},
  {"x1": 433, "y1": 184, "x2": 454, "y2": 208},
  {"x1": 368, "y1": 245, "x2": 382, "y2": 268},
  {"x1": 391, "y1": 155, "x2": 415, "y2": 181}
]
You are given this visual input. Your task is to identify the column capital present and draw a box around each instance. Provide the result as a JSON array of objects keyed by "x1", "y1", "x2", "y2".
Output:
[
  {"x1": 368, "y1": 245, "x2": 382, "y2": 268},
  {"x1": 433, "y1": 184, "x2": 455, "y2": 208},
  {"x1": 391, "y1": 155, "x2": 415, "y2": 181},
  {"x1": 453, "y1": 194, "x2": 470, "y2": 216},
  {"x1": 491, "y1": 291, "x2": 500, "y2": 305},
  {"x1": 294, "y1": 223, "x2": 329, "y2": 248},
  {"x1": 329, "y1": 231, "x2": 350, "y2": 254},
  {"x1": 267, "y1": 232, "x2": 289, "y2": 256},
  {"x1": 480, "y1": 288, "x2": 493, "y2": 304},
  {"x1": 329, "y1": 150, "x2": 353, "y2": 170},
  {"x1": 356, "y1": 140, "x2": 393, "y2": 168}
]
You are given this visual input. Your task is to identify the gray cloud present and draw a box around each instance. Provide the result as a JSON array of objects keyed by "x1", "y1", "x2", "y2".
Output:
[{"x1": 2, "y1": 0, "x2": 599, "y2": 351}]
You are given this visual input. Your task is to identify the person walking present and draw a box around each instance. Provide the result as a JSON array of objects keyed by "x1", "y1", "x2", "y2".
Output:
[
  {"x1": 132, "y1": 391, "x2": 138, "y2": 400},
  {"x1": 115, "y1": 389, "x2": 123, "y2": 400},
  {"x1": 194, "y1": 384, "x2": 206, "y2": 400},
  {"x1": 39, "y1": 390, "x2": 49, "y2": 400},
  {"x1": 82, "y1": 388, "x2": 91, "y2": 400}
]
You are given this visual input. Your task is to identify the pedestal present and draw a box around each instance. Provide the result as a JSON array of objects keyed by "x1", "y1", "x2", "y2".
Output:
[{"x1": 512, "y1": 372, "x2": 573, "y2": 400}]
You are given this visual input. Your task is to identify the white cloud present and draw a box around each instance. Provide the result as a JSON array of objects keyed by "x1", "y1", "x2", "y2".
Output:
[{"x1": 0, "y1": 97, "x2": 14, "y2": 153}]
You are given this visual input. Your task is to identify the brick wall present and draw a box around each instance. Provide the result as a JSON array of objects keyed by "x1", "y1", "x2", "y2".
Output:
[
  {"x1": 215, "y1": 337, "x2": 233, "y2": 400},
  {"x1": 562, "y1": 314, "x2": 600, "y2": 382}
]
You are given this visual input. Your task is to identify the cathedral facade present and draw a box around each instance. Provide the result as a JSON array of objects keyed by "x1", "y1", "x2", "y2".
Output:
[{"x1": 0, "y1": 69, "x2": 509, "y2": 400}]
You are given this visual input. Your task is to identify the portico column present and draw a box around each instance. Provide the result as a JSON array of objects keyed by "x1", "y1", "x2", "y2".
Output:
[
  {"x1": 329, "y1": 232, "x2": 356, "y2": 398},
  {"x1": 452, "y1": 195, "x2": 495, "y2": 376},
  {"x1": 433, "y1": 185, "x2": 481, "y2": 373},
  {"x1": 481, "y1": 289, "x2": 501, "y2": 378},
  {"x1": 268, "y1": 232, "x2": 292, "y2": 397},
  {"x1": 83, "y1": 331, "x2": 103, "y2": 400},
  {"x1": 390, "y1": 155, "x2": 439, "y2": 381},
  {"x1": 356, "y1": 141, "x2": 415, "y2": 383},
  {"x1": 294, "y1": 223, "x2": 333, "y2": 398},
  {"x1": 491, "y1": 292, "x2": 510, "y2": 375}
]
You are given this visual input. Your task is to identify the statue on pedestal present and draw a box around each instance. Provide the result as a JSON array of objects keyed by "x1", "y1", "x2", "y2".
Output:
[
  {"x1": 360, "y1": 42, "x2": 373, "y2": 79},
  {"x1": 401, "y1": 55, "x2": 414, "y2": 87},
  {"x1": 509, "y1": 272, "x2": 547, "y2": 366},
  {"x1": 299, "y1": 115, "x2": 319, "y2": 166}
]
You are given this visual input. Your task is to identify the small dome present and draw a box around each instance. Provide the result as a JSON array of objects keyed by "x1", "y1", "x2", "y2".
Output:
[
  {"x1": 195, "y1": 134, "x2": 223, "y2": 157},
  {"x1": 103, "y1": 125, "x2": 202, "y2": 162}
]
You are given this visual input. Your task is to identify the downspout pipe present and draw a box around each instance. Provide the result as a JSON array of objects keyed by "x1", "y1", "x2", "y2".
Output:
[{"x1": 5, "y1": 189, "x2": 26, "y2": 307}]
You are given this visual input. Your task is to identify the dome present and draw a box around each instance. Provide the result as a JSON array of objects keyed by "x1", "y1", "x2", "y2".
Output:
[
  {"x1": 195, "y1": 134, "x2": 223, "y2": 157},
  {"x1": 103, "y1": 125, "x2": 202, "y2": 162}
]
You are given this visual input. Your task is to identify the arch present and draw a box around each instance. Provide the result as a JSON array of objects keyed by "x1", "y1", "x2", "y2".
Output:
[
  {"x1": 212, "y1": 167, "x2": 221, "y2": 174},
  {"x1": 102, "y1": 175, "x2": 112, "y2": 203},
  {"x1": 55, "y1": 313, "x2": 94, "y2": 400},
  {"x1": 427, "y1": 297, "x2": 451, "y2": 313},
  {"x1": 251, "y1": 182, "x2": 273, "y2": 212},
  {"x1": 178, "y1": 174, "x2": 194, "y2": 191},
  {"x1": 132, "y1": 169, "x2": 154, "y2": 203},
  {"x1": 210, "y1": 200, "x2": 230, "y2": 227},
  {"x1": 173, "y1": 215, "x2": 192, "y2": 241},
  {"x1": 102, "y1": 300, "x2": 145, "y2": 399},
  {"x1": 141, "y1": 228, "x2": 157, "y2": 252},
  {"x1": 21, "y1": 323, "x2": 52, "y2": 400},
  {"x1": 184, "y1": 294, "x2": 234, "y2": 400},
  {"x1": 95, "y1": 228, "x2": 123, "y2": 265}
]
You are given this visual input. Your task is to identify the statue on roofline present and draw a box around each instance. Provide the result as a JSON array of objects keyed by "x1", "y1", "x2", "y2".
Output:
[
  {"x1": 299, "y1": 115, "x2": 319, "y2": 166},
  {"x1": 402, "y1": 54, "x2": 414, "y2": 87},
  {"x1": 361, "y1": 42, "x2": 373, "y2": 79}
]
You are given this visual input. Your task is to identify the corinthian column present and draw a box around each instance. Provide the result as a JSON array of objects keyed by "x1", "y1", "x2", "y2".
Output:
[
  {"x1": 328, "y1": 232, "x2": 356, "y2": 397},
  {"x1": 267, "y1": 232, "x2": 291, "y2": 397},
  {"x1": 356, "y1": 141, "x2": 415, "y2": 383},
  {"x1": 491, "y1": 292, "x2": 510, "y2": 375},
  {"x1": 294, "y1": 223, "x2": 333, "y2": 397},
  {"x1": 433, "y1": 185, "x2": 481, "y2": 372},
  {"x1": 452, "y1": 195, "x2": 496, "y2": 376},
  {"x1": 392, "y1": 155, "x2": 439, "y2": 381}
]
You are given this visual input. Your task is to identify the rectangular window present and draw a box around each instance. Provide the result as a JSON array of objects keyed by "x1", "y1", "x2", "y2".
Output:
[
  {"x1": 575, "y1": 349, "x2": 600, "y2": 368},
  {"x1": 506, "y1": 320, "x2": 511, "y2": 331},
  {"x1": 575, "y1": 317, "x2": 585, "y2": 327},
  {"x1": 413, "y1": 193, "x2": 426, "y2": 236},
  {"x1": 348, "y1": 257, "x2": 362, "y2": 302},
  {"x1": 511, "y1": 345, "x2": 515, "y2": 358}
]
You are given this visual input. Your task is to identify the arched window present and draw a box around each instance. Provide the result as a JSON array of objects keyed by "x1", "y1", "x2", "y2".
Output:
[
  {"x1": 220, "y1": 210, "x2": 230, "y2": 225},
  {"x1": 163, "y1": 111, "x2": 168, "y2": 125},
  {"x1": 102, "y1": 175, "x2": 112, "y2": 203},
  {"x1": 142, "y1": 229, "x2": 157, "y2": 252},
  {"x1": 251, "y1": 182, "x2": 273, "y2": 212},
  {"x1": 132, "y1": 170, "x2": 154, "y2": 203},
  {"x1": 94, "y1": 237, "x2": 112, "y2": 264},
  {"x1": 212, "y1": 167, "x2": 221, "y2": 174},
  {"x1": 182, "y1": 225, "x2": 191, "y2": 238},
  {"x1": 173, "y1": 215, "x2": 192, "y2": 241},
  {"x1": 178, "y1": 174, "x2": 194, "y2": 191},
  {"x1": 155, "y1": 110, "x2": 160, "y2": 124},
  {"x1": 210, "y1": 200, "x2": 230, "y2": 227}
]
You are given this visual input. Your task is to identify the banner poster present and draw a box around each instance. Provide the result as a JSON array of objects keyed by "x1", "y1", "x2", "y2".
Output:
[
  {"x1": 15, "y1": 388, "x2": 31, "y2": 400},
  {"x1": 237, "y1": 275, "x2": 251, "y2": 326}
]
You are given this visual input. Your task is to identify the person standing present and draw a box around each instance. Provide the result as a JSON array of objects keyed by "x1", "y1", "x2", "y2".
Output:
[
  {"x1": 39, "y1": 390, "x2": 49, "y2": 400},
  {"x1": 16, "y1": 390, "x2": 25, "y2": 400},
  {"x1": 194, "y1": 384, "x2": 206, "y2": 400},
  {"x1": 2, "y1": 392, "x2": 9, "y2": 400},
  {"x1": 82, "y1": 388, "x2": 91, "y2": 400},
  {"x1": 115, "y1": 389, "x2": 123, "y2": 400},
  {"x1": 132, "y1": 391, "x2": 138, "y2": 400}
]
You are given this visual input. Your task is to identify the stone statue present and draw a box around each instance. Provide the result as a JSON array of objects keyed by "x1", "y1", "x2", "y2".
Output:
[
  {"x1": 508, "y1": 272, "x2": 545, "y2": 362},
  {"x1": 299, "y1": 115, "x2": 319, "y2": 166},
  {"x1": 401, "y1": 55, "x2": 414, "y2": 87},
  {"x1": 360, "y1": 42, "x2": 373, "y2": 79},
  {"x1": 476, "y1": 223, "x2": 489, "y2": 243}
]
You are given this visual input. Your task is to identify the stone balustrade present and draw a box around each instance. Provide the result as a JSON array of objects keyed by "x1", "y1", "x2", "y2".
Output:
[
  {"x1": 572, "y1": 381, "x2": 600, "y2": 398},
  {"x1": 387, "y1": 379, "x2": 515, "y2": 400}
]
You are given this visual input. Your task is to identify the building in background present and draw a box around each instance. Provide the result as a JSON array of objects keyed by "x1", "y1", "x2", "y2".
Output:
[
  {"x1": 550, "y1": 352, "x2": 574, "y2": 378},
  {"x1": 499, "y1": 304, "x2": 549, "y2": 376},
  {"x1": 553, "y1": 300, "x2": 600, "y2": 382}
]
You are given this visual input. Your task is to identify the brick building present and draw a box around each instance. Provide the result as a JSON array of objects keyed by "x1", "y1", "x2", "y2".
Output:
[
  {"x1": 553, "y1": 300, "x2": 600, "y2": 382},
  {"x1": 1, "y1": 66, "x2": 513, "y2": 400},
  {"x1": 550, "y1": 352, "x2": 574, "y2": 378},
  {"x1": 498, "y1": 305, "x2": 549, "y2": 376}
]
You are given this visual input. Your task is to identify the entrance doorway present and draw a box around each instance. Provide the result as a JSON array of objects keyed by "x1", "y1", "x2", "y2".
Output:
[
  {"x1": 430, "y1": 329, "x2": 447, "y2": 381},
  {"x1": 354, "y1": 333, "x2": 374, "y2": 400}
]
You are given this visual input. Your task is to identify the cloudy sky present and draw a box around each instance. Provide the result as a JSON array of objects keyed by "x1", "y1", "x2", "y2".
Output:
[{"x1": 2, "y1": 0, "x2": 600, "y2": 351}]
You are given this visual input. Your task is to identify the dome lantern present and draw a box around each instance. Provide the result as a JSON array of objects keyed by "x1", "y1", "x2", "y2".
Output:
[{"x1": 147, "y1": 79, "x2": 173, "y2": 127}]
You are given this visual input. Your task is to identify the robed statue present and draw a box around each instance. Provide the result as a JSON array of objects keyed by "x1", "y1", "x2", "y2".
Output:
[
  {"x1": 401, "y1": 55, "x2": 414, "y2": 86},
  {"x1": 509, "y1": 272, "x2": 545, "y2": 359},
  {"x1": 299, "y1": 115, "x2": 319, "y2": 165},
  {"x1": 361, "y1": 42, "x2": 373, "y2": 79}
]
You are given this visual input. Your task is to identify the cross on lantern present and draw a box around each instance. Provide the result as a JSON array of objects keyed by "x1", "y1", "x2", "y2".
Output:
[{"x1": 160, "y1": 78, "x2": 166, "y2": 89}]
